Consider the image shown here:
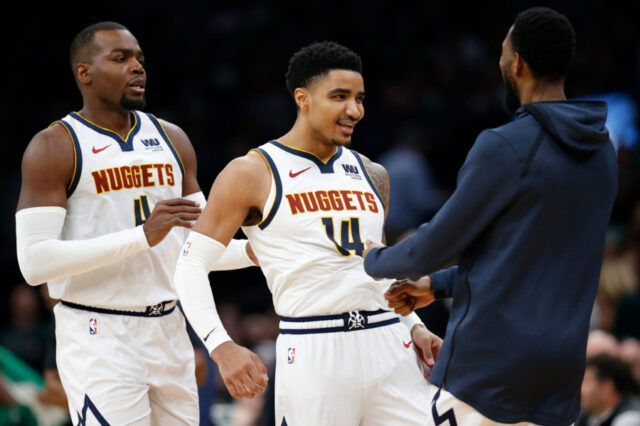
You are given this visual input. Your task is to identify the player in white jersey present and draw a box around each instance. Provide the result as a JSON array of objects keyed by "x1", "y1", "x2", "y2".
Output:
[
  {"x1": 15, "y1": 22, "x2": 257, "y2": 425},
  {"x1": 174, "y1": 42, "x2": 442, "y2": 425}
]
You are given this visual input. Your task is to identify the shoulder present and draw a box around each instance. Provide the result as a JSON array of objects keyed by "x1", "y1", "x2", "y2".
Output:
[
  {"x1": 156, "y1": 117, "x2": 193, "y2": 153},
  {"x1": 23, "y1": 123, "x2": 75, "y2": 168},
  {"x1": 352, "y1": 150, "x2": 389, "y2": 207},
  {"x1": 210, "y1": 150, "x2": 271, "y2": 205},
  {"x1": 354, "y1": 151, "x2": 389, "y2": 181}
]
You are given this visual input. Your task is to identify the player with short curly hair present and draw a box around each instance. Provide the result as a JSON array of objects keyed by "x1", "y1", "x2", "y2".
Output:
[{"x1": 175, "y1": 41, "x2": 440, "y2": 425}]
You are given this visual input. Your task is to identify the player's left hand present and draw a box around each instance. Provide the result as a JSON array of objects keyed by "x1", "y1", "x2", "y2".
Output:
[
  {"x1": 384, "y1": 276, "x2": 435, "y2": 315},
  {"x1": 362, "y1": 239, "x2": 385, "y2": 260},
  {"x1": 411, "y1": 324, "x2": 442, "y2": 379}
]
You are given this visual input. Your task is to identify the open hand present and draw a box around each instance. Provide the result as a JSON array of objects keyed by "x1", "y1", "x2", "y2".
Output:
[{"x1": 410, "y1": 324, "x2": 442, "y2": 378}]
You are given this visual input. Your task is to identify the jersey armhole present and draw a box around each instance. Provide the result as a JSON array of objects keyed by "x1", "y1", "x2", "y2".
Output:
[
  {"x1": 252, "y1": 148, "x2": 282, "y2": 230},
  {"x1": 352, "y1": 151, "x2": 386, "y2": 211},
  {"x1": 145, "y1": 113, "x2": 186, "y2": 179},
  {"x1": 50, "y1": 120, "x2": 82, "y2": 198}
]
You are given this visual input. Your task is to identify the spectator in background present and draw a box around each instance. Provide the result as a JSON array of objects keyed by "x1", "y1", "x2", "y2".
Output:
[
  {"x1": 587, "y1": 330, "x2": 621, "y2": 359},
  {"x1": 577, "y1": 354, "x2": 640, "y2": 426},
  {"x1": 377, "y1": 123, "x2": 446, "y2": 242},
  {"x1": 620, "y1": 339, "x2": 640, "y2": 388}
]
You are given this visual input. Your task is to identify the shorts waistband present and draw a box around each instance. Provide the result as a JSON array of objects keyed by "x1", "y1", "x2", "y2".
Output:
[
  {"x1": 279, "y1": 309, "x2": 399, "y2": 334},
  {"x1": 60, "y1": 300, "x2": 177, "y2": 317}
]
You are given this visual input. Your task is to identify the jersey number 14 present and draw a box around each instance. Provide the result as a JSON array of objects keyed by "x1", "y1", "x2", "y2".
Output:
[{"x1": 322, "y1": 217, "x2": 364, "y2": 256}]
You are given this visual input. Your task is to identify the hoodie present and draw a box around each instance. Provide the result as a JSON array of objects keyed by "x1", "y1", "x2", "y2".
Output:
[{"x1": 364, "y1": 101, "x2": 618, "y2": 425}]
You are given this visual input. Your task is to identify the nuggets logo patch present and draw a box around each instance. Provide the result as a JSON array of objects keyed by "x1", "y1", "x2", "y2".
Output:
[
  {"x1": 89, "y1": 318, "x2": 97, "y2": 335},
  {"x1": 287, "y1": 347, "x2": 295, "y2": 364}
]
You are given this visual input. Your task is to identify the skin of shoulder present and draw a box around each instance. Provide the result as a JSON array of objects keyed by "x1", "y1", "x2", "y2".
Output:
[
  {"x1": 192, "y1": 150, "x2": 271, "y2": 245},
  {"x1": 17, "y1": 123, "x2": 76, "y2": 210},
  {"x1": 357, "y1": 152, "x2": 390, "y2": 217},
  {"x1": 157, "y1": 118, "x2": 201, "y2": 196}
]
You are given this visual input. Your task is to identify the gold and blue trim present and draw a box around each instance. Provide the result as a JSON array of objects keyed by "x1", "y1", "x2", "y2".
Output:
[
  {"x1": 51, "y1": 120, "x2": 82, "y2": 198},
  {"x1": 353, "y1": 152, "x2": 385, "y2": 211},
  {"x1": 254, "y1": 148, "x2": 282, "y2": 230},
  {"x1": 146, "y1": 113, "x2": 185, "y2": 179},
  {"x1": 69, "y1": 111, "x2": 141, "y2": 152},
  {"x1": 269, "y1": 140, "x2": 343, "y2": 174}
]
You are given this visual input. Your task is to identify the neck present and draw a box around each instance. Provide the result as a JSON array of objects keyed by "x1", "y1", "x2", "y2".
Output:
[
  {"x1": 278, "y1": 117, "x2": 339, "y2": 162},
  {"x1": 519, "y1": 79, "x2": 566, "y2": 106},
  {"x1": 78, "y1": 98, "x2": 133, "y2": 138}
]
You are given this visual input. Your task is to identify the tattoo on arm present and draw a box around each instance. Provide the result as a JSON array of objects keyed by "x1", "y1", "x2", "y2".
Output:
[{"x1": 361, "y1": 155, "x2": 390, "y2": 212}]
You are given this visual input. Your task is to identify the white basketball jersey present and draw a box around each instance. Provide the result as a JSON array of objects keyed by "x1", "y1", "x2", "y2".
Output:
[
  {"x1": 242, "y1": 141, "x2": 392, "y2": 316},
  {"x1": 48, "y1": 111, "x2": 184, "y2": 308}
]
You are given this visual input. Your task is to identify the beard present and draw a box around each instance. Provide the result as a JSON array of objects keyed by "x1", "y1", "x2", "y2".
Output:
[
  {"x1": 502, "y1": 70, "x2": 521, "y2": 115},
  {"x1": 120, "y1": 93, "x2": 146, "y2": 110}
]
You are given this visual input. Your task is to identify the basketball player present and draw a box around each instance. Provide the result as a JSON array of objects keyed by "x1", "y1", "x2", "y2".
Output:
[
  {"x1": 174, "y1": 41, "x2": 441, "y2": 425},
  {"x1": 15, "y1": 22, "x2": 256, "y2": 425}
]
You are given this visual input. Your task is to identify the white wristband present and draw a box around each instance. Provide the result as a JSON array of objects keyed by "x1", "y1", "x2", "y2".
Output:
[
  {"x1": 174, "y1": 231, "x2": 232, "y2": 353},
  {"x1": 212, "y1": 239, "x2": 255, "y2": 271},
  {"x1": 16, "y1": 206, "x2": 149, "y2": 286},
  {"x1": 399, "y1": 312, "x2": 425, "y2": 333}
]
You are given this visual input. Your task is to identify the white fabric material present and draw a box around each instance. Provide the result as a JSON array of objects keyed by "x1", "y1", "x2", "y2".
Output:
[
  {"x1": 275, "y1": 321, "x2": 429, "y2": 425},
  {"x1": 399, "y1": 312, "x2": 425, "y2": 333},
  {"x1": 54, "y1": 303, "x2": 198, "y2": 425},
  {"x1": 174, "y1": 231, "x2": 231, "y2": 353},
  {"x1": 183, "y1": 190, "x2": 206, "y2": 208},
  {"x1": 48, "y1": 111, "x2": 185, "y2": 307},
  {"x1": 428, "y1": 383, "x2": 543, "y2": 425},
  {"x1": 16, "y1": 206, "x2": 149, "y2": 286},
  {"x1": 213, "y1": 238, "x2": 255, "y2": 270},
  {"x1": 242, "y1": 143, "x2": 393, "y2": 316}
]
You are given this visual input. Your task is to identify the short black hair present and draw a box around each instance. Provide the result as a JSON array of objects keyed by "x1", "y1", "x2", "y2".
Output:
[
  {"x1": 510, "y1": 7, "x2": 575, "y2": 81},
  {"x1": 285, "y1": 41, "x2": 362, "y2": 96},
  {"x1": 586, "y1": 354, "x2": 638, "y2": 396},
  {"x1": 70, "y1": 22, "x2": 129, "y2": 71}
]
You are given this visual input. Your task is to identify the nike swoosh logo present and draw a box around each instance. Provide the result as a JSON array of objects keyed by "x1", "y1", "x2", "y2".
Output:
[
  {"x1": 403, "y1": 340, "x2": 412, "y2": 348},
  {"x1": 289, "y1": 167, "x2": 311, "y2": 178},
  {"x1": 203, "y1": 327, "x2": 217, "y2": 341},
  {"x1": 92, "y1": 144, "x2": 111, "y2": 154}
]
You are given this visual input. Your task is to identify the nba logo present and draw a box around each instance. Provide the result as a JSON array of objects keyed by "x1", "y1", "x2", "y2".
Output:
[
  {"x1": 287, "y1": 347, "x2": 295, "y2": 364},
  {"x1": 182, "y1": 241, "x2": 191, "y2": 256},
  {"x1": 89, "y1": 318, "x2": 97, "y2": 335}
]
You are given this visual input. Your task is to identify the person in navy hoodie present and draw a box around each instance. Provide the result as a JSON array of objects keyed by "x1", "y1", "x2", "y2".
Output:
[{"x1": 362, "y1": 7, "x2": 618, "y2": 426}]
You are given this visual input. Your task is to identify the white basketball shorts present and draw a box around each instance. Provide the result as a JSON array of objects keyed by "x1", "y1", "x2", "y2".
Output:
[
  {"x1": 54, "y1": 300, "x2": 199, "y2": 425},
  {"x1": 275, "y1": 309, "x2": 430, "y2": 426}
]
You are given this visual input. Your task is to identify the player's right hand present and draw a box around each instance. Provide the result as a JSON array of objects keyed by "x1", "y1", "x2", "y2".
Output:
[
  {"x1": 143, "y1": 198, "x2": 202, "y2": 247},
  {"x1": 384, "y1": 276, "x2": 435, "y2": 315},
  {"x1": 211, "y1": 341, "x2": 268, "y2": 399}
]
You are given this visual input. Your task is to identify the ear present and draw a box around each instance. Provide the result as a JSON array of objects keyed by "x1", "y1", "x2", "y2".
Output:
[
  {"x1": 75, "y1": 63, "x2": 91, "y2": 85},
  {"x1": 511, "y1": 52, "x2": 531, "y2": 77},
  {"x1": 293, "y1": 88, "x2": 310, "y2": 110}
]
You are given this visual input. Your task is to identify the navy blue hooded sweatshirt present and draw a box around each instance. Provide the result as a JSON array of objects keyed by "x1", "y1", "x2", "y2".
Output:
[{"x1": 364, "y1": 101, "x2": 618, "y2": 425}]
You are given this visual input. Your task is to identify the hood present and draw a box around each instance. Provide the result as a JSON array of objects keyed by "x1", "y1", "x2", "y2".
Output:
[{"x1": 516, "y1": 101, "x2": 610, "y2": 152}]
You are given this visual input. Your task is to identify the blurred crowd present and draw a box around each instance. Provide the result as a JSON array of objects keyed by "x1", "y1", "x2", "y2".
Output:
[{"x1": 2, "y1": 0, "x2": 640, "y2": 424}]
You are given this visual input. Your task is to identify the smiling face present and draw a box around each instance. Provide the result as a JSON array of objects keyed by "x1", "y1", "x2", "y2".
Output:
[
  {"x1": 299, "y1": 69, "x2": 365, "y2": 147},
  {"x1": 75, "y1": 29, "x2": 146, "y2": 110}
]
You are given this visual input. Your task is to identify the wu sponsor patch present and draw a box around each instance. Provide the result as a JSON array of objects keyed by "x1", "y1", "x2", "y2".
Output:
[
  {"x1": 287, "y1": 347, "x2": 295, "y2": 364},
  {"x1": 89, "y1": 318, "x2": 97, "y2": 335},
  {"x1": 342, "y1": 164, "x2": 362, "y2": 180}
]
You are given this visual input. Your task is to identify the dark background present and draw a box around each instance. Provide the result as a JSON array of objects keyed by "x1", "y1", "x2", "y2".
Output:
[{"x1": 2, "y1": 0, "x2": 639, "y2": 353}]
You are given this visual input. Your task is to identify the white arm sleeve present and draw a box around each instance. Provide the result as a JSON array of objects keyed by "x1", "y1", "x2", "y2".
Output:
[
  {"x1": 16, "y1": 206, "x2": 150, "y2": 286},
  {"x1": 177, "y1": 192, "x2": 256, "y2": 270},
  {"x1": 399, "y1": 312, "x2": 425, "y2": 333},
  {"x1": 213, "y1": 239, "x2": 256, "y2": 270},
  {"x1": 174, "y1": 231, "x2": 232, "y2": 354}
]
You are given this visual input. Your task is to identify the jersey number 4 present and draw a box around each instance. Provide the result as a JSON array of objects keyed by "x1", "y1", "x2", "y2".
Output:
[
  {"x1": 322, "y1": 217, "x2": 364, "y2": 256},
  {"x1": 133, "y1": 195, "x2": 151, "y2": 226}
]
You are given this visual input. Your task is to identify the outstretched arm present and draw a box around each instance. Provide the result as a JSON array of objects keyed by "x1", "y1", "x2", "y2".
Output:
[{"x1": 174, "y1": 150, "x2": 270, "y2": 399}]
